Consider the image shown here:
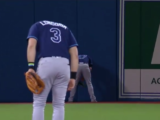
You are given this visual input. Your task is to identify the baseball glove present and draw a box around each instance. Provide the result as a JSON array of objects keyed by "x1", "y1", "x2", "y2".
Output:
[{"x1": 24, "y1": 72, "x2": 45, "y2": 94}]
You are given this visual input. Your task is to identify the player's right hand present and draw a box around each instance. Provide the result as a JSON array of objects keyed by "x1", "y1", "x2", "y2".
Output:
[
  {"x1": 67, "y1": 79, "x2": 75, "y2": 91},
  {"x1": 89, "y1": 67, "x2": 92, "y2": 71}
]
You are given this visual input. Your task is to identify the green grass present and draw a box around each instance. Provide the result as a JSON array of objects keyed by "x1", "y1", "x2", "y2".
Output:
[{"x1": 0, "y1": 103, "x2": 160, "y2": 120}]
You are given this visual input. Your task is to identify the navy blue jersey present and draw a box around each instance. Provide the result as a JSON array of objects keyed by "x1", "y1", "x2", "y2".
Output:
[
  {"x1": 78, "y1": 55, "x2": 93, "y2": 67},
  {"x1": 27, "y1": 20, "x2": 78, "y2": 60}
]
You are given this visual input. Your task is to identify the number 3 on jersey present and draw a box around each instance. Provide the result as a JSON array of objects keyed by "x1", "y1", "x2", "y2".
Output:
[{"x1": 50, "y1": 28, "x2": 61, "y2": 43}]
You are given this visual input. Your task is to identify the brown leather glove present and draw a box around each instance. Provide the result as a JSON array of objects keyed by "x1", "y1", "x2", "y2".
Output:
[{"x1": 25, "y1": 72, "x2": 45, "y2": 94}]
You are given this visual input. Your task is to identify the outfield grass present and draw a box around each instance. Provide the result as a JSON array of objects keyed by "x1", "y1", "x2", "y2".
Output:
[{"x1": 0, "y1": 103, "x2": 160, "y2": 120}]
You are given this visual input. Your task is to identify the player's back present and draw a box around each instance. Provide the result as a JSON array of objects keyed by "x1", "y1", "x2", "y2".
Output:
[
  {"x1": 28, "y1": 20, "x2": 77, "y2": 60},
  {"x1": 78, "y1": 55, "x2": 89, "y2": 64}
]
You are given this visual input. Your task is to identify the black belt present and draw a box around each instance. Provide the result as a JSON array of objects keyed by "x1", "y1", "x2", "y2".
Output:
[{"x1": 41, "y1": 56, "x2": 63, "y2": 58}]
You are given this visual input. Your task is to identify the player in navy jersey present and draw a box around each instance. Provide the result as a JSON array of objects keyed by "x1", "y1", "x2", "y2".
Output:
[
  {"x1": 26, "y1": 20, "x2": 78, "y2": 120},
  {"x1": 68, "y1": 55, "x2": 97, "y2": 102}
]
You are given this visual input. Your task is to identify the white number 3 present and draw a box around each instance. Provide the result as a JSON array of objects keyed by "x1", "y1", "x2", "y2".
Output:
[{"x1": 50, "y1": 28, "x2": 61, "y2": 43}]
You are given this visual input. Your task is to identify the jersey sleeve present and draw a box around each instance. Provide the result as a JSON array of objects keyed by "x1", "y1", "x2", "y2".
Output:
[
  {"x1": 88, "y1": 56, "x2": 93, "y2": 67},
  {"x1": 68, "y1": 30, "x2": 78, "y2": 48},
  {"x1": 26, "y1": 23, "x2": 39, "y2": 41}
]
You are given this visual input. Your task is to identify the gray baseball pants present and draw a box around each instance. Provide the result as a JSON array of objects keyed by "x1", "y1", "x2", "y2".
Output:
[
  {"x1": 32, "y1": 57, "x2": 70, "y2": 120},
  {"x1": 68, "y1": 64, "x2": 96, "y2": 102}
]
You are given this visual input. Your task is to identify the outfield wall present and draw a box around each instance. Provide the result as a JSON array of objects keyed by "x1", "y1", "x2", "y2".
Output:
[{"x1": 0, "y1": 0, "x2": 159, "y2": 102}]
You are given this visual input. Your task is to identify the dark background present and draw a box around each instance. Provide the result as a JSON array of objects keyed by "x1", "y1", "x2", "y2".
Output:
[{"x1": 0, "y1": 0, "x2": 119, "y2": 102}]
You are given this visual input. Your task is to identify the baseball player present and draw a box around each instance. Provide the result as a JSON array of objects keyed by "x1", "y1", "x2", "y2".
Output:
[
  {"x1": 68, "y1": 55, "x2": 97, "y2": 102},
  {"x1": 26, "y1": 20, "x2": 78, "y2": 120}
]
